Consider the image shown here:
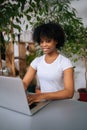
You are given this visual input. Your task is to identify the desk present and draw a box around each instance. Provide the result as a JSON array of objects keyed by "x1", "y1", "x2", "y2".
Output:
[{"x1": 0, "y1": 99, "x2": 87, "y2": 130}]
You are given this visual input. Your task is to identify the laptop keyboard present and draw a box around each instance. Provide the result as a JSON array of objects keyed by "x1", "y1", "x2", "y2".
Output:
[{"x1": 29, "y1": 103, "x2": 37, "y2": 109}]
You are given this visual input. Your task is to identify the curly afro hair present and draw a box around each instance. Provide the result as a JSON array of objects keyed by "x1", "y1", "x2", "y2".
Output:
[{"x1": 32, "y1": 22, "x2": 65, "y2": 49}]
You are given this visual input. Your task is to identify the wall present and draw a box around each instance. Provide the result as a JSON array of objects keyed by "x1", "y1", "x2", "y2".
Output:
[
  {"x1": 73, "y1": 59, "x2": 86, "y2": 91},
  {"x1": 71, "y1": 0, "x2": 87, "y2": 27}
]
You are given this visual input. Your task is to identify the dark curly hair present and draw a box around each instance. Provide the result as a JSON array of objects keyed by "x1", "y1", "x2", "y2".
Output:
[{"x1": 32, "y1": 22, "x2": 65, "y2": 49}]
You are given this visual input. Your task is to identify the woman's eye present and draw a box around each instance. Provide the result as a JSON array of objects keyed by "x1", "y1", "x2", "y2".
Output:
[
  {"x1": 40, "y1": 39, "x2": 51, "y2": 43},
  {"x1": 40, "y1": 41, "x2": 43, "y2": 43},
  {"x1": 46, "y1": 39, "x2": 51, "y2": 43}
]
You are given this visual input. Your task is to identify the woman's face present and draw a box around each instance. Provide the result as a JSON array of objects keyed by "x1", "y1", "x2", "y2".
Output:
[{"x1": 40, "y1": 37, "x2": 57, "y2": 54}]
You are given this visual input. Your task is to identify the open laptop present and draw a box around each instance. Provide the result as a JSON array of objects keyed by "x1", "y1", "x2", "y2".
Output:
[{"x1": 0, "y1": 76, "x2": 51, "y2": 116}]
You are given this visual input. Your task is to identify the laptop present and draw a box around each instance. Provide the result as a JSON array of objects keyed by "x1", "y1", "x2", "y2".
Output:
[{"x1": 0, "y1": 76, "x2": 51, "y2": 116}]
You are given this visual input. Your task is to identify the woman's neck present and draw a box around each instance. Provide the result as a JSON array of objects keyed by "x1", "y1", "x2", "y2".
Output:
[
  {"x1": 45, "y1": 51, "x2": 59, "y2": 64},
  {"x1": 45, "y1": 50, "x2": 59, "y2": 57}
]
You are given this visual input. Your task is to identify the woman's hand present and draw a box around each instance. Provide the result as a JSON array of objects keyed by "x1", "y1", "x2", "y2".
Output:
[{"x1": 27, "y1": 93, "x2": 45, "y2": 105}]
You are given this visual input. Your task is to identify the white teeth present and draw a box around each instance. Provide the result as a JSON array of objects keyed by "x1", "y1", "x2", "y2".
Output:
[{"x1": 43, "y1": 49, "x2": 48, "y2": 51}]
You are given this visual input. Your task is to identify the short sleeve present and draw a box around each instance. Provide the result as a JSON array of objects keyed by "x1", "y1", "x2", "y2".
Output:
[
  {"x1": 30, "y1": 55, "x2": 43, "y2": 70},
  {"x1": 62, "y1": 58, "x2": 73, "y2": 71},
  {"x1": 30, "y1": 57, "x2": 39, "y2": 70}
]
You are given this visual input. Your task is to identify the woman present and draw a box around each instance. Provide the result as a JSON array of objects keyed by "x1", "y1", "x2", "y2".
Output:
[{"x1": 23, "y1": 22, "x2": 74, "y2": 104}]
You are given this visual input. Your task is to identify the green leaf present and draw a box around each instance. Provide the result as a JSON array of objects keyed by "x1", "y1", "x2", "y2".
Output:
[
  {"x1": 26, "y1": 15, "x2": 31, "y2": 21},
  {"x1": 26, "y1": 24, "x2": 28, "y2": 30}
]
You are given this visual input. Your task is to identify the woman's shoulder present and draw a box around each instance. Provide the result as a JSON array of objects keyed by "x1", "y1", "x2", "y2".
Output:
[
  {"x1": 31, "y1": 55, "x2": 44, "y2": 65},
  {"x1": 59, "y1": 54, "x2": 71, "y2": 62},
  {"x1": 58, "y1": 54, "x2": 73, "y2": 69},
  {"x1": 35, "y1": 55, "x2": 44, "y2": 62},
  {"x1": 30, "y1": 55, "x2": 44, "y2": 70}
]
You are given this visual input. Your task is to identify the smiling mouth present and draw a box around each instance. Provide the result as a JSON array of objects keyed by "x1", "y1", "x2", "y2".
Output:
[{"x1": 43, "y1": 48, "x2": 49, "y2": 51}]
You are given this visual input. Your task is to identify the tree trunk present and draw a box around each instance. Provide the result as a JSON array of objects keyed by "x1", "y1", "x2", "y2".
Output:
[
  {"x1": 18, "y1": 42, "x2": 26, "y2": 78},
  {"x1": 6, "y1": 42, "x2": 15, "y2": 76}
]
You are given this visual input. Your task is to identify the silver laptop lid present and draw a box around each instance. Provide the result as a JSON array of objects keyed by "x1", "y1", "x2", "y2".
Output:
[{"x1": 0, "y1": 76, "x2": 32, "y2": 116}]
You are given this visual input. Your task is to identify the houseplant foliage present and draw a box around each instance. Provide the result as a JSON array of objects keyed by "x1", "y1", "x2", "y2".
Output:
[
  {"x1": 0, "y1": 0, "x2": 48, "y2": 40},
  {"x1": 0, "y1": 0, "x2": 49, "y2": 60},
  {"x1": 0, "y1": 0, "x2": 49, "y2": 62},
  {"x1": 0, "y1": 0, "x2": 82, "y2": 41},
  {"x1": 0, "y1": 0, "x2": 48, "y2": 74}
]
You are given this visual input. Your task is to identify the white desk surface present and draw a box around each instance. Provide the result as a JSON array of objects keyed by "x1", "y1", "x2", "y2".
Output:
[{"x1": 0, "y1": 99, "x2": 87, "y2": 130}]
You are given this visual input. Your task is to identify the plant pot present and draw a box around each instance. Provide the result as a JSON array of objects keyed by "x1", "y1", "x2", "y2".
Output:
[{"x1": 78, "y1": 88, "x2": 87, "y2": 102}]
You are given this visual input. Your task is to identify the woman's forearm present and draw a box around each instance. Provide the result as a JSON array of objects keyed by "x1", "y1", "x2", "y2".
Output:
[
  {"x1": 42, "y1": 89, "x2": 74, "y2": 101},
  {"x1": 27, "y1": 89, "x2": 74, "y2": 104}
]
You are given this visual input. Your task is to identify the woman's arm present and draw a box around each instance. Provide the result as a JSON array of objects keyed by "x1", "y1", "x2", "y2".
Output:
[
  {"x1": 28, "y1": 67, "x2": 74, "y2": 104},
  {"x1": 22, "y1": 66, "x2": 36, "y2": 90}
]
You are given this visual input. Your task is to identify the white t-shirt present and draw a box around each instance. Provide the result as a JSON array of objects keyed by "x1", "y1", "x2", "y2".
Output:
[{"x1": 30, "y1": 54, "x2": 73, "y2": 92}]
